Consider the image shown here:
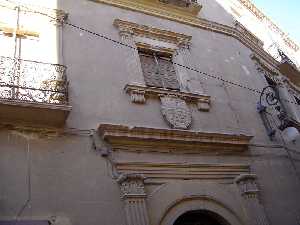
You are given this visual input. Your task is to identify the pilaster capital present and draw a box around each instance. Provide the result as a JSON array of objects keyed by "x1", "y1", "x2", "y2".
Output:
[
  {"x1": 117, "y1": 173, "x2": 147, "y2": 199},
  {"x1": 235, "y1": 174, "x2": 259, "y2": 198}
]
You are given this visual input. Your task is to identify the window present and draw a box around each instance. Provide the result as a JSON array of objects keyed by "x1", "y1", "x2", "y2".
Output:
[{"x1": 138, "y1": 49, "x2": 180, "y2": 90}]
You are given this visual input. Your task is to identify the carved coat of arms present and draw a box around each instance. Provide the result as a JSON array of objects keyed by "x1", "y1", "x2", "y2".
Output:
[{"x1": 160, "y1": 95, "x2": 192, "y2": 129}]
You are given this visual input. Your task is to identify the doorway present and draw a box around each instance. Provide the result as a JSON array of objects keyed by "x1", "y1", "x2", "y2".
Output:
[{"x1": 173, "y1": 210, "x2": 230, "y2": 225}]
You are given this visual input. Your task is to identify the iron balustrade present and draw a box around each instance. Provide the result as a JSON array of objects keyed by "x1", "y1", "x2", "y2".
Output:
[{"x1": 0, "y1": 56, "x2": 68, "y2": 105}]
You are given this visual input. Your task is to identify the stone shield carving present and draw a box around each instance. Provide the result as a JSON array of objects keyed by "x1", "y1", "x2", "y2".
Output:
[{"x1": 160, "y1": 95, "x2": 192, "y2": 129}]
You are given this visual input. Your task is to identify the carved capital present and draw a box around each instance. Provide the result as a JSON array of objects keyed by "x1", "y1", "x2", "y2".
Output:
[
  {"x1": 235, "y1": 174, "x2": 259, "y2": 198},
  {"x1": 51, "y1": 10, "x2": 68, "y2": 26},
  {"x1": 128, "y1": 89, "x2": 146, "y2": 104},
  {"x1": 117, "y1": 174, "x2": 147, "y2": 199},
  {"x1": 197, "y1": 101, "x2": 210, "y2": 112}
]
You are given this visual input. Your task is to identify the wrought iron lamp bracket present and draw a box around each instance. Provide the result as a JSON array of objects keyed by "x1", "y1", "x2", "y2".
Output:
[{"x1": 257, "y1": 85, "x2": 296, "y2": 140}]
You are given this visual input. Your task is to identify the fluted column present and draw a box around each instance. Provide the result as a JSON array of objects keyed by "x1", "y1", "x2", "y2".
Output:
[
  {"x1": 235, "y1": 174, "x2": 269, "y2": 225},
  {"x1": 117, "y1": 174, "x2": 150, "y2": 225}
]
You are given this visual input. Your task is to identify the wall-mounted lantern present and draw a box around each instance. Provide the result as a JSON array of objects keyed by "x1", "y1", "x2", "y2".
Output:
[{"x1": 257, "y1": 85, "x2": 300, "y2": 143}]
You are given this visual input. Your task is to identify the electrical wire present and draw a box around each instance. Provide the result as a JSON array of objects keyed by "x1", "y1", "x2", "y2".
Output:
[
  {"x1": 1, "y1": 0, "x2": 300, "y2": 104},
  {"x1": 0, "y1": 0, "x2": 297, "y2": 101},
  {"x1": 1, "y1": 1, "x2": 300, "y2": 151}
]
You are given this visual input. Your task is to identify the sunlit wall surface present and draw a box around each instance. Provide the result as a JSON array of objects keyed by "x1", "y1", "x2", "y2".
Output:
[
  {"x1": 0, "y1": 0, "x2": 59, "y2": 63},
  {"x1": 0, "y1": 0, "x2": 67, "y2": 104},
  {"x1": 216, "y1": 0, "x2": 300, "y2": 67}
]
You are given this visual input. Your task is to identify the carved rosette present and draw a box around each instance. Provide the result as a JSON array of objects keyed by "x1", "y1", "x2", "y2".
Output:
[
  {"x1": 117, "y1": 174, "x2": 147, "y2": 199},
  {"x1": 160, "y1": 95, "x2": 192, "y2": 129}
]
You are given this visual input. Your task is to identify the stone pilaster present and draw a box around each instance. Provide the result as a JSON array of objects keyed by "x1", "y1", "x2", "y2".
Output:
[
  {"x1": 117, "y1": 174, "x2": 150, "y2": 225},
  {"x1": 118, "y1": 29, "x2": 145, "y2": 85},
  {"x1": 235, "y1": 174, "x2": 269, "y2": 225}
]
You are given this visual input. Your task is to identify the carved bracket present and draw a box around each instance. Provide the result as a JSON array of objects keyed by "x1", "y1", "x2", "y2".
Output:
[{"x1": 125, "y1": 84, "x2": 210, "y2": 111}]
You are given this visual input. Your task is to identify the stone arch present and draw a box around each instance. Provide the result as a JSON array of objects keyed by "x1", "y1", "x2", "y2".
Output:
[
  {"x1": 173, "y1": 209, "x2": 231, "y2": 225},
  {"x1": 158, "y1": 195, "x2": 244, "y2": 225},
  {"x1": 147, "y1": 180, "x2": 246, "y2": 225}
]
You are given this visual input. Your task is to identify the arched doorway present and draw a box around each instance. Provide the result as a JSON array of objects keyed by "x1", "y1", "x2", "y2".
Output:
[{"x1": 173, "y1": 210, "x2": 230, "y2": 225}]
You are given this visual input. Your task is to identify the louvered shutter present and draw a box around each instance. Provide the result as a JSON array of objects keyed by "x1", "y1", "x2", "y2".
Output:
[
  {"x1": 158, "y1": 57, "x2": 180, "y2": 90},
  {"x1": 139, "y1": 54, "x2": 163, "y2": 88}
]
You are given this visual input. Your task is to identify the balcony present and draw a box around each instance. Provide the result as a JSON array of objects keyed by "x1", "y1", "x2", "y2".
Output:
[
  {"x1": 277, "y1": 52, "x2": 300, "y2": 87},
  {"x1": 0, "y1": 56, "x2": 71, "y2": 127}
]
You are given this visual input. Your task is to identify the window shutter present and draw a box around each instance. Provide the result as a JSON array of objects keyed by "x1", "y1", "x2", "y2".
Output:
[
  {"x1": 158, "y1": 58, "x2": 180, "y2": 90},
  {"x1": 139, "y1": 54, "x2": 163, "y2": 88}
]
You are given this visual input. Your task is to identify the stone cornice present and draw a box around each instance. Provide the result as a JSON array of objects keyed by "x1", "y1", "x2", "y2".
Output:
[
  {"x1": 98, "y1": 123, "x2": 253, "y2": 153},
  {"x1": 90, "y1": 0, "x2": 279, "y2": 69},
  {"x1": 0, "y1": 99, "x2": 72, "y2": 111},
  {"x1": 252, "y1": 54, "x2": 300, "y2": 89},
  {"x1": 251, "y1": 54, "x2": 280, "y2": 75},
  {"x1": 116, "y1": 162, "x2": 250, "y2": 180},
  {"x1": 237, "y1": 0, "x2": 299, "y2": 52},
  {"x1": 114, "y1": 19, "x2": 192, "y2": 46}
]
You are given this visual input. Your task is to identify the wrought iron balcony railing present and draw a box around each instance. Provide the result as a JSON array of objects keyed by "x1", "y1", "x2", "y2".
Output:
[{"x1": 0, "y1": 56, "x2": 68, "y2": 105}]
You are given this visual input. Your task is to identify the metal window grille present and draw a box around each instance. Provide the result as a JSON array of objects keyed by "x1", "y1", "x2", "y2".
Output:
[{"x1": 139, "y1": 52, "x2": 179, "y2": 90}]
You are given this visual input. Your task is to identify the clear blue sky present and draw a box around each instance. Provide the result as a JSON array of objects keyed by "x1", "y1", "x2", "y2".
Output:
[{"x1": 251, "y1": 0, "x2": 300, "y2": 44}]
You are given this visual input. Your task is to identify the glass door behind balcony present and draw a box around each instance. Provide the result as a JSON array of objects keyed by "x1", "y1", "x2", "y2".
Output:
[{"x1": 0, "y1": 3, "x2": 67, "y2": 105}]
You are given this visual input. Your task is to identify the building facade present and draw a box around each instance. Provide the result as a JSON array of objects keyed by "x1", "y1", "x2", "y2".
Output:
[{"x1": 0, "y1": 0, "x2": 300, "y2": 225}]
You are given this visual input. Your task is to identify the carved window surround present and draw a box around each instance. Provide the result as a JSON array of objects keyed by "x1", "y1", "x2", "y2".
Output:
[
  {"x1": 116, "y1": 162, "x2": 250, "y2": 181},
  {"x1": 98, "y1": 123, "x2": 253, "y2": 153},
  {"x1": 125, "y1": 83, "x2": 210, "y2": 111},
  {"x1": 91, "y1": 0, "x2": 278, "y2": 69},
  {"x1": 114, "y1": 19, "x2": 192, "y2": 47},
  {"x1": 116, "y1": 19, "x2": 211, "y2": 129}
]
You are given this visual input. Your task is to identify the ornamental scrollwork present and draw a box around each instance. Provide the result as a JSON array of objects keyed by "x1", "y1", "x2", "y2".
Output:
[{"x1": 0, "y1": 56, "x2": 68, "y2": 105}]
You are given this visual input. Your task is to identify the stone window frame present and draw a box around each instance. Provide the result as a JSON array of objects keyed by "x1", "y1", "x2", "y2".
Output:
[
  {"x1": 137, "y1": 43, "x2": 180, "y2": 91},
  {"x1": 114, "y1": 19, "x2": 210, "y2": 111}
]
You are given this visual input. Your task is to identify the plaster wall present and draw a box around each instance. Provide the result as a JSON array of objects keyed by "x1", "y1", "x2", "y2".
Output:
[{"x1": 0, "y1": 0, "x2": 300, "y2": 225}]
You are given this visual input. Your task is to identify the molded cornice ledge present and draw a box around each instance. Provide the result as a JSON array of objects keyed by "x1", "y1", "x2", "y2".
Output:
[
  {"x1": 90, "y1": 0, "x2": 278, "y2": 69},
  {"x1": 125, "y1": 84, "x2": 210, "y2": 111},
  {"x1": 114, "y1": 19, "x2": 192, "y2": 46},
  {"x1": 98, "y1": 123, "x2": 253, "y2": 153}
]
